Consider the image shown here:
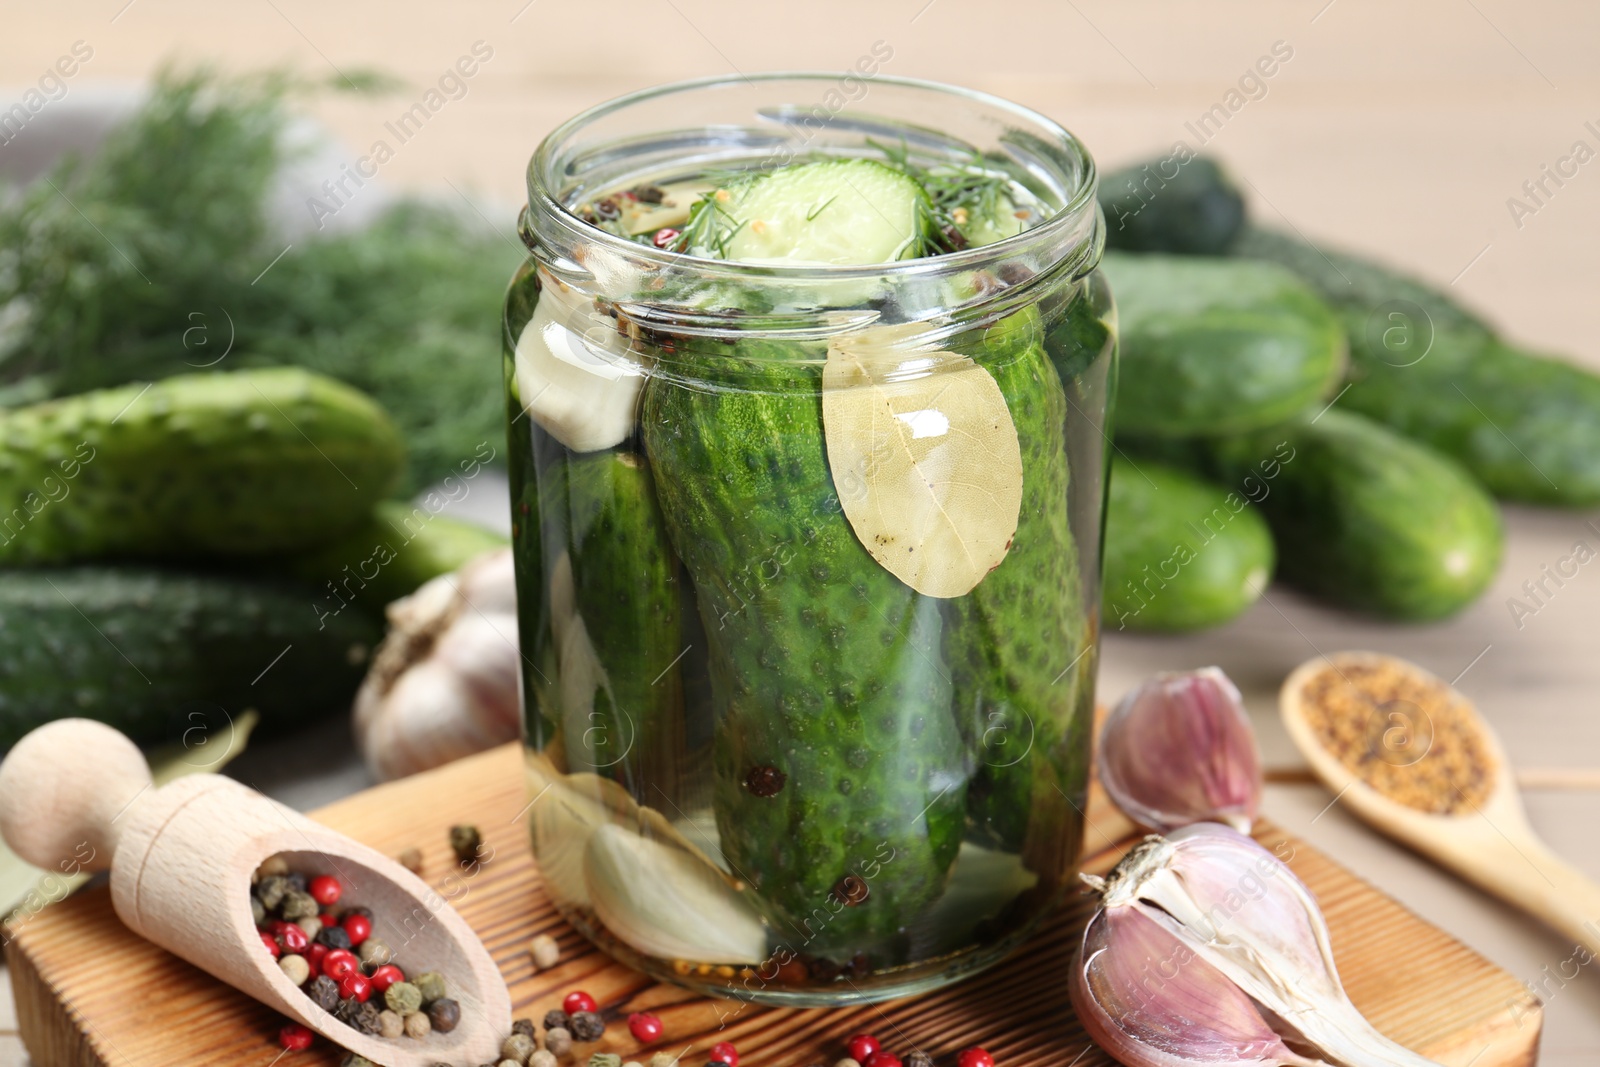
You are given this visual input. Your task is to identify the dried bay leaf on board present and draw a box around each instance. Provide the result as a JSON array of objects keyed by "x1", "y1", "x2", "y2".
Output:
[{"x1": 822, "y1": 330, "x2": 1024, "y2": 598}]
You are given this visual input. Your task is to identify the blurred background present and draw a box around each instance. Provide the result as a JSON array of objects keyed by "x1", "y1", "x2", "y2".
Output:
[{"x1": 3, "y1": 1, "x2": 1598, "y2": 1064}]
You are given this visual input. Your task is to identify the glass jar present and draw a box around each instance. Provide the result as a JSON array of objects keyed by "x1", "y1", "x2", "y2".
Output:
[{"x1": 504, "y1": 74, "x2": 1115, "y2": 1006}]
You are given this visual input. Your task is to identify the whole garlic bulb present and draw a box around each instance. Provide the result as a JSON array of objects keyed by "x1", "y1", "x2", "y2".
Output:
[{"x1": 353, "y1": 547, "x2": 523, "y2": 780}]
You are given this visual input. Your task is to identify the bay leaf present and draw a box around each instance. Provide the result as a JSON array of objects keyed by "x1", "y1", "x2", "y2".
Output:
[{"x1": 822, "y1": 329, "x2": 1024, "y2": 598}]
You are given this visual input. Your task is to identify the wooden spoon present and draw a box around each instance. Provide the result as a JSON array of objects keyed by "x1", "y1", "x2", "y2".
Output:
[
  {"x1": 1281, "y1": 651, "x2": 1600, "y2": 955},
  {"x1": 0, "y1": 719, "x2": 510, "y2": 1067}
]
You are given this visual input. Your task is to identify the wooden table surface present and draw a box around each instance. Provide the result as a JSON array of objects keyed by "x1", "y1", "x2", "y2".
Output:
[{"x1": 5, "y1": 1, "x2": 1600, "y2": 1064}]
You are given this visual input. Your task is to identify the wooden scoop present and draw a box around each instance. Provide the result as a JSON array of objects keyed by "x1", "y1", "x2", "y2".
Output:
[
  {"x1": 1282, "y1": 651, "x2": 1600, "y2": 955},
  {"x1": 0, "y1": 719, "x2": 511, "y2": 1067}
]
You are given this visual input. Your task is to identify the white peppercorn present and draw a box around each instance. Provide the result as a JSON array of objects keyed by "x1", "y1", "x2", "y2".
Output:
[
  {"x1": 398, "y1": 846, "x2": 424, "y2": 873},
  {"x1": 503, "y1": 1033, "x2": 537, "y2": 1064},
  {"x1": 359, "y1": 938, "x2": 395, "y2": 966},
  {"x1": 531, "y1": 1052, "x2": 558, "y2": 1067},
  {"x1": 546, "y1": 1027, "x2": 573, "y2": 1057},
  {"x1": 378, "y1": 1010, "x2": 405, "y2": 1039},
  {"x1": 278, "y1": 954, "x2": 310, "y2": 986},
  {"x1": 530, "y1": 933, "x2": 561, "y2": 970},
  {"x1": 836, "y1": 1059, "x2": 861, "y2": 1067},
  {"x1": 403, "y1": 1011, "x2": 431, "y2": 1039},
  {"x1": 649, "y1": 1054, "x2": 679, "y2": 1067},
  {"x1": 296, "y1": 915, "x2": 322, "y2": 939}
]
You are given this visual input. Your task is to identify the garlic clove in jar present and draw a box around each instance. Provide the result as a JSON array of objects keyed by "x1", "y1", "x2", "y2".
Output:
[
  {"x1": 1088, "y1": 824, "x2": 1443, "y2": 1067},
  {"x1": 584, "y1": 823, "x2": 768, "y2": 965},
  {"x1": 1072, "y1": 902, "x2": 1327, "y2": 1067},
  {"x1": 514, "y1": 271, "x2": 647, "y2": 453},
  {"x1": 1099, "y1": 668, "x2": 1261, "y2": 833}
]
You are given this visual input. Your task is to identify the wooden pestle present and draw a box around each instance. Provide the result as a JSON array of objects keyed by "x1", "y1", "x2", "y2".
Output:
[{"x1": 0, "y1": 719, "x2": 511, "y2": 1067}]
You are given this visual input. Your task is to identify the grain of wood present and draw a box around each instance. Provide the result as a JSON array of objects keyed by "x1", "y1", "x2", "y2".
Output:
[{"x1": 3, "y1": 743, "x2": 1540, "y2": 1067}]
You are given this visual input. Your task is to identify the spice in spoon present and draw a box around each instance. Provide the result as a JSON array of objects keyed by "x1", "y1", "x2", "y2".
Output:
[{"x1": 1295, "y1": 658, "x2": 1494, "y2": 814}]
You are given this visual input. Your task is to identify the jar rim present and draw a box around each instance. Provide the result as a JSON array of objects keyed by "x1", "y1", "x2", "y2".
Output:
[{"x1": 526, "y1": 71, "x2": 1100, "y2": 281}]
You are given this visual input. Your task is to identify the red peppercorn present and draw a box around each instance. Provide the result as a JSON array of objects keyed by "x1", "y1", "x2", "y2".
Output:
[
  {"x1": 957, "y1": 1049, "x2": 994, "y2": 1067},
  {"x1": 305, "y1": 942, "x2": 328, "y2": 975},
  {"x1": 272, "y1": 921, "x2": 308, "y2": 955},
  {"x1": 308, "y1": 874, "x2": 342, "y2": 907},
  {"x1": 864, "y1": 1053, "x2": 901, "y2": 1067},
  {"x1": 259, "y1": 930, "x2": 280, "y2": 959},
  {"x1": 848, "y1": 1035, "x2": 880, "y2": 1062},
  {"x1": 710, "y1": 1040, "x2": 739, "y2": 1067},
  {"x1": 652, "y1": 227, "x2": 680, "y2": 249},
  {"x1": 340, "y1": 972, "x2": 372, "y2": 1003},
  {"x1": 628, "y1": 1011, "x2": 664, "y2": 1044},
  {"x1": 322, "y1": 949, "x2": 359, "y2": 982},
  {"x1": 279, "y1": 1022, "x2": 314, "y2": 1051},
  {"x1": 341, "y1": 913, "x2": 372, "y2": 947},
  {"x1": 369, "y1": 964, "x2": 405, "y2": 994},
  {"x1": 563, "y1": 990, "x2": 598, "y2": 1015}
]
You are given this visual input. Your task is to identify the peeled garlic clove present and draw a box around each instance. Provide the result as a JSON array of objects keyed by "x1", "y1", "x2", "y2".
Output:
[
  {"x1": 1072, "y1": 904, "x2": 1325, "y2": 1067},
  {"x1": 515, "y1": 273, "x2": 646, "y2": 452},
  {"x1": 1100, "y1": 668, "x2": 1261, "y2": 833},
  {"x1": 584, "y1": 823, "x2": 768, "y2": 965},
  {"x1": 527, "y1": 760, "x2": 638, "y2": 907},
  {"x1": 1095, "y1": 824, "x2": 1443, "y2": 1067}
]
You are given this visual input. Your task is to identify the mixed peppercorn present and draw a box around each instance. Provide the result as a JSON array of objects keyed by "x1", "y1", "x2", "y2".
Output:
[{"x1": 253, "y1": 855, "x2": 460, "y2": 1047}]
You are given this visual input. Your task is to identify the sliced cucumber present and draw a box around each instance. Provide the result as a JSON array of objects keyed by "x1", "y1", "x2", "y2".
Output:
[{"x1": 709, "y1": 160, "x2": 932, "y2": 266}]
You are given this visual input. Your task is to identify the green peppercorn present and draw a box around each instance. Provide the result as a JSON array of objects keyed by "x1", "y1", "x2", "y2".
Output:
[
  {"x1": 588, "y1": 1054, "x2": 622, "y2": 1067},
  {"x1": 449, "y1": 824, "x2": 483, "y2": 865},
  {"x1": 279, "y1": 890, "x2": 319, "y2": 920},
  {"x1": 378, "y1": 1010, "x2": 405, "y2": 1039},
  {"x1": 386, "y1": 981, "x2": 423, "y2": 1016},
  {"x1": 413, "y1": 971, "x2": 448, "y2": 1005},
  {"x1": 503, "y1": 1033, "x2": 536, "y2": 1064},
  {"x1": 309, "y1": 975, "x2": 341, "y2": 1012},
  {"x1": 339, "y1": 1054, "x2": 377, "y2": 1067},
  {"x1": 250, "y1": 897, "x2": 266, "y2": 925},
  {"x1": 428, "y1": 997, "x2": 461, "y2": 1033},
  {"x1": 257, "y1": 875, "x2": 290, "y2": 910},
  {"x1": 568, "y1": 1011, "x2": 605, "y2": 1042}
]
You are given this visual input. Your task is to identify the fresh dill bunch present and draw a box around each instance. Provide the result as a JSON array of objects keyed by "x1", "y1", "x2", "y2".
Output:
[{"x1": 0, "y1": 67, "x2": 523, "y2": 493}]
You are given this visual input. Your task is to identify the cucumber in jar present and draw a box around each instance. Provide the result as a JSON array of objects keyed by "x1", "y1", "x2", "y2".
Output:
[
  {"x1": 942, "y1": 308, "x2": 1089, "y2": 853},
  {"x1": 642, "y1": 341, "x2": 967, "y2": 959}
]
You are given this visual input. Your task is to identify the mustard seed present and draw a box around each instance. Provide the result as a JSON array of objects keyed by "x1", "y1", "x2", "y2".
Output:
[
  {"x1": 379, "y1": 1010, "x2": 405, "y2": 1039},
  {"x1": 404, "y1": 1011, "x2": 432, "y2": 1039}
]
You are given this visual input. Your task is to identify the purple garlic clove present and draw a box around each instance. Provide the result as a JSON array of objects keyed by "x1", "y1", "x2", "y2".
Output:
[
  {"x1": 1072, "y1": 903, "x2": 1325, "y2": 1067},
  {"x1": 1099, "y1": 668, "x2": 1262, "y2": 833}
]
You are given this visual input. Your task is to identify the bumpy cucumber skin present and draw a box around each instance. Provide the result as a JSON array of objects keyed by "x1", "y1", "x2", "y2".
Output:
[
  {"x1": 941, "y1": 312, "x2": 1084, "y2": 851},
  {"x1": 0, "y1": 567, "x2": 379, "y2": 748},
  {"x1": 1194, "y1": 411, "x2": 1503, "y2": 620},
  {"x1": 0, "y1": 368, "x2": 404, "y2": 564},
  {"x1": 1101, "y1": 252, "x2": 1345, "y2": 437},
  {"x1": 557, "y1": 450, "x2": 687, "y2": 791},
  {"x1": 1230, "y1": 227, "x2": 1600, "y2": 505},
  {"x1": 1099, "y1": 157, "x2": 1246, "y2": 256},
  {"x1": 643, "y1": 344, "x2": 965, "y2": 956},
  {"x1": 1102, "y1": 455, "x2": 1275, "y2": 632}
]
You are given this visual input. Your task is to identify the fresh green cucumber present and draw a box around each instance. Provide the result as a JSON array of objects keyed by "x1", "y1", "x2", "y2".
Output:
[
  {"x1": 1101, "y1": 251, "x2": 1345, "y2": 437},
  {"x1": 642, "y1": 340, "x2": 965, "y2": 957},
  {"x1": 281, "y1": 501, "x2": 506, "y2": 609},
  {"x1": 942, "y1": 315, "x2": 1085, "y2": 851},
  {"x1": 0, "y1": 368, "x2": 404, "y2": 565},
  {"x1": 692, "y1": 160, "x2": 932, "y2": 265},
  {"x1": 553, "y1": 450, "x2": 689, "y2": 796},
  {"x1": 1102, "y1": 455, "x2": 1275, "y2": 631},
  {"x1": 0, "y1": 567, "x2": 380, "y2": 749},
  {"x1": 1186, "y1": 411, "x2": 1502, "y2": 620},
  {"x1": 1234, "y1": 226, "x2": 1600, "y2": 506},
  {"x1": 1098, "y1": 156, "x2": 1246, "y2": 255}
]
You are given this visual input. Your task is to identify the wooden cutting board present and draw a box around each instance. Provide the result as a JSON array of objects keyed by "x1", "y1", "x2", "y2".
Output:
[{"x1": 4, "y1": 743, "x2": 1541, "y2": 1067}]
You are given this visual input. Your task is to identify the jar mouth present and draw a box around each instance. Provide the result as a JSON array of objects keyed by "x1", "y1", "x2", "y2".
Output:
[{"x1": 525, "y1": 72, "x2": 1101, "y2": 283}]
